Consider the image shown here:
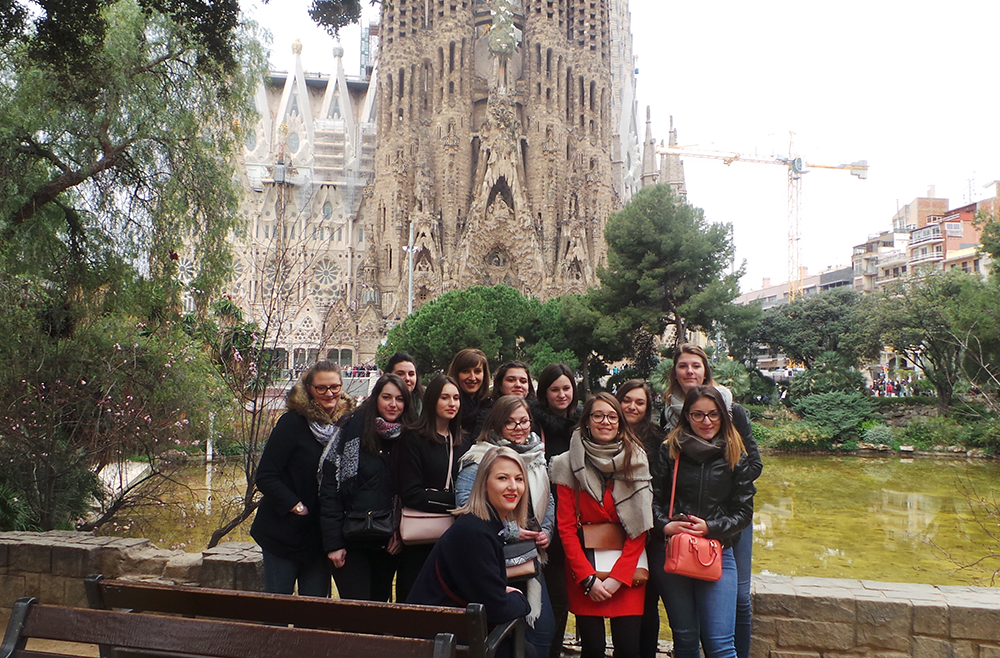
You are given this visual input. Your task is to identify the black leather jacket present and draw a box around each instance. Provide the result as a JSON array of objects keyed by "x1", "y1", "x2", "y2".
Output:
[{"x1": 651, "y1": 443, "x2": 756, "y2": 549}]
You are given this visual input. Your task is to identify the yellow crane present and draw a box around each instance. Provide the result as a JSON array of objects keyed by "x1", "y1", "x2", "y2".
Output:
[{"x1": 657, "y1": 134, "x2": 868, "y2": 298}]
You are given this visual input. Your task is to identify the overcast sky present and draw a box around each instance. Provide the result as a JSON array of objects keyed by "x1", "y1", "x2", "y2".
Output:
[{"x1": 245, "y1": 0, "x2": 1000, "y2": 293}]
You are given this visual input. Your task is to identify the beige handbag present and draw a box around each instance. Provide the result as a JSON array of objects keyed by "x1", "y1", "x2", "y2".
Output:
[{"x1": 400, "y1": 439, "x2": 455, "y2": 545}]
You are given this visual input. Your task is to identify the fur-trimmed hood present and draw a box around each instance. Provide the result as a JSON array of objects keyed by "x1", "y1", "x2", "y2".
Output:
[{"x1": 286, "y1": 381, "x2": 356, "y2": 425}]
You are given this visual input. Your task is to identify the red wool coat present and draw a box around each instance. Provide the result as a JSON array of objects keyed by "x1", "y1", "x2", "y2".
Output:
[{"x1": 556, "y1": 483, "x2": 647, "y2": 617}]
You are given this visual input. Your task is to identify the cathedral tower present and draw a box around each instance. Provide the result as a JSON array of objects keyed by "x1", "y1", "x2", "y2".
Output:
[{"x1": 365, "y1": 0, "x2": 626, "y2": 321}]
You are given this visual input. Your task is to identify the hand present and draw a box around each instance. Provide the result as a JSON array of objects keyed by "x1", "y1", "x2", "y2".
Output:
[
  {"x1": 387, "y1": 532, "x2": 403, "y2": 555},
  {"x1": 587, "y1": 579, "x2": 613, "y2": 602},
  {"x1": 328, "y1": 549, "x2": 347, "y2": 568},
  {"x1": 665, "y1": 515, "x2": 707, "y2": 537},
  {"x1": 518, "y1": 528, "x2": 540, "y2": 542},
  {"x1": 601, "y1": 578, "x2": 622, "y2": 596},
  {"x1": 505, "y1": 586, "x2": 523, "y2": 594},
  {"x1": 291, "y1": 502, "x2": 308, "y2": 515},
  {"x1": 534, "y1": 531, "x2": 550, "y2": 549}
]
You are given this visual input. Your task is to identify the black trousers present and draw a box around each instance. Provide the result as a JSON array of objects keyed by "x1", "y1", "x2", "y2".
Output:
[
  {"x1": 332, "y1": 544, "x2": 398, "y2": 602},
  {"x1": 576, "y1": 615, "x2": 642, "y2": 658}
]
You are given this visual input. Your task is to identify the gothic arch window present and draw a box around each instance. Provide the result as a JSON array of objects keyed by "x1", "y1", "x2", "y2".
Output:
[{"x1": 486, "y1": 247, "x2": 510, "y2": 269}]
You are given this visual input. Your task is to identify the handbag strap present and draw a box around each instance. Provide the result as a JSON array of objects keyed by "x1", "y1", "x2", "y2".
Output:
[
  {"x1": 574, "y1": 488, "x2": 582, "y2": 528},
  {"x1": 444, "y1": 437, "x2": 454, "y2": 492},
  {"x1": 668, "y1": 457, "x2": 680, "y2": 518}
]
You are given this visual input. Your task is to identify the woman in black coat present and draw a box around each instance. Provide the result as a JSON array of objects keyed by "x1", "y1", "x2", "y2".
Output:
[
  {"x1": 408, "y1": 445, "x2": 531, "y2": 656},
  {"x1": 251, "y1": 361, "x2": 354, "y2": 596},
  {"x1": 319, "y1": 374, "x2": 416, "y2": 601},
  {"x1": 395, "y1": 374, "x2": 470, "y2": 603}
]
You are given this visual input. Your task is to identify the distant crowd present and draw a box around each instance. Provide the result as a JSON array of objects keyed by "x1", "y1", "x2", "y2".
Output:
[{"x1": 251, "y1": 346, "x2": 760, "y2": 658}]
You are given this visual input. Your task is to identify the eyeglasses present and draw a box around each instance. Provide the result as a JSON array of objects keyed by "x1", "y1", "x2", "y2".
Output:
[
  {"x1": 503, "y1": 419, "x2": 532, "y2": 430},
  {"x1": 312, "y1": 384, "x2": 342, "y2": 394},
  {"x1": 688, "y1": 411, "x2": 721, "y2": 422},
  {"x1": 590, "y1": 412, "x2": 619, "y2": 424}
]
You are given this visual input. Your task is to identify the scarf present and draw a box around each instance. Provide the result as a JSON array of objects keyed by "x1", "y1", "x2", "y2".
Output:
[
  {"x1": 461, "y1": 433, "x2": 548, "y2": 627},
  {"x1": 663, "y1": 384, "x2": 734, "y2": 430},
  {"x1": 316, "y1": 416, "x2": 402, "y2": 492},
  {"x1": 676, "y1": 430, "x2": 727, "y2": 463},
  {"x1": 310, "y1": 420, "x2": 340, "y2": 447},
  {"x1": 550, "y1": 429, "x2": 653, "y2": 539}
]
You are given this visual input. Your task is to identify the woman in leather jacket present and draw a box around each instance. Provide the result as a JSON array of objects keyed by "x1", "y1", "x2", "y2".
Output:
[{"x1": 651, "y1": 386, "x2": 755, "y2": 658}]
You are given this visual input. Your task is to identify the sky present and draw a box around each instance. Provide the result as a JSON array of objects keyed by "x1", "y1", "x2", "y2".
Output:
[{"x1": 243, "y1": 0, "x2": 1000, "y2": 293}]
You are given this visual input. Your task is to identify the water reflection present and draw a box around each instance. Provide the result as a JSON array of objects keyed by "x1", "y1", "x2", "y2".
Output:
[{"x1": 97, "y1": 454, "x2": 999, "y2": 586}]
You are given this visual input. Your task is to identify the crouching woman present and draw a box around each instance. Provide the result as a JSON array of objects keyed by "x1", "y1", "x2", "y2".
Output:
[{"x1": 407, "y1": 446, "x2": 533, "y2": 655}]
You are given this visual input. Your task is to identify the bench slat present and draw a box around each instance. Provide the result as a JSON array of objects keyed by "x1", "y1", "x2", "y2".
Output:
[{"x1": 17, "y1": 604, "x2": 446, "y2": 658}]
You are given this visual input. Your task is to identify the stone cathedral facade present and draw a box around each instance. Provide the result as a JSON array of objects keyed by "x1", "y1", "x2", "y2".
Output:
[{"x1": 358, "y1": 0, "x2": 642, "y2": 333}]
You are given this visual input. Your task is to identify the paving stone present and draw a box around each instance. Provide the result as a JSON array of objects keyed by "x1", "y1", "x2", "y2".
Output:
[
  {"x1": 952, "y1": 640, "x2": 975, "y2": 658},
  {"x1": 9, "y1": 542, "x2": 52, "y2": 573},
  {"x1": 776, "y1": 619, "x2": 855, "y2": 650},
  {"x1": 949, "y1": 602, "x2": 1000, "y2": 642},
  {"x1": 51, "y1": 543, "x2": 100, "y2": 577},
  {"x1": 856, "y1": 599, "x2": 912, "y2": 651},
  {"x1": 979, "y1": 645, "x2": 1000, "y2": 658},
  {"x1": 0, "y1": 574, "x2": 26, "y2": 604},
  {"x1": 756, "y1": 592, "x2": 802, "y2": 617},
  {"x1": 912, "y1": 636, "x2": 953, "y2": 658},
  {"x1": 769, "y1": 651, "x2": 821, "y2": 658}
]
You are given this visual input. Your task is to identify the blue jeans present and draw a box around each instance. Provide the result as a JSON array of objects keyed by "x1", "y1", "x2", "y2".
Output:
[
  {"x1": 655, "y1": 546, "x2": 737, "y2": 658},
  {"x1": 523, "y1": 571, "x2": 556, "y2": 657},
  {"x1": 733, "y1": 526, "x2": 753, "y2": 658},
  {"x1": 262, "y1": 549, "x2": 331, "y2": 597}
]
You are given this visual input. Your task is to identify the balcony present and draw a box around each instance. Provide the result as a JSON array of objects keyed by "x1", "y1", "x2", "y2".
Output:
[{"x1": 910, "y1": 226, "x2": 942, "y2": 247}]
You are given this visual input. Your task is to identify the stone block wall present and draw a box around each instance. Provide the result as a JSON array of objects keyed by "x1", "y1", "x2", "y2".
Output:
[
  {"x1": 0, "y1": 531, "x2": 262, "y2": 627},
  {"x1": 752, "y1": 574, "x2": 1000, "y2": 658}
]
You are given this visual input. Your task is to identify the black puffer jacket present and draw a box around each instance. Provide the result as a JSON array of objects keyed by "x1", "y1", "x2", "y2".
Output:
[
  {"x1": 318, "y1": 412, "x2": 399, "y2": 552},
  {"x1": 651, "y1": 441, "x2": 755, "y2": 549}
]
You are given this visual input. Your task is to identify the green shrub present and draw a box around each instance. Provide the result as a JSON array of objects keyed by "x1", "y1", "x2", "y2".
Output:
[
  {"x1": 870, "y1": 396, "x2": 939, "y2": 409},
  {"x1": 902, "y1": 416, "x2": 963, "y2": 449},
  {"x1": 753, "y1": 421, "x2": 835, "y2": 451},
  {"x1": 958, "y1": 420, "x2": 1000, "y2": 453},
  {"x1": 861, "y1": 423, "x2": 896, "y2": 446},
  {"x1": 793, "y1": 392, "x2": 876, "y2": 443}
]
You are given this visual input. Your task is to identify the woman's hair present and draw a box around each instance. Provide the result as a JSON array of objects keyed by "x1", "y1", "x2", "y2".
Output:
[
  {"x1": 665, "y1": 385, "x2": 745, "y2": 469},
  {"x1": 478, "y1": 395, "x2": 532, "y2": 443},
  {"x1": 301, "y1": 360, "x2": 342, "y2": 389},
  {"x1": 384, "y1": 350, "x2": 423, "y2": 400},
  {"x1": 447, "y1": 348, "x2": 491, "y2": 402},
  {"x1": 667, "y1": 343, "x2": 716, "y2": 399},
  {"x1": 536, "y1": 363, "x2": 577, "y2": 413},
  {"x1": 616, "y1": 379, "x2": 654, "y2": 434},
  {"x1": 491, "y1": 361, "x2": 536, "y2": 400},
  {"x1": 356, "y1": 374, "x2": 415, "y2": 453},
  {"x1": 455, "y1": 446, "x2": 529, "y2": 527},
  {"x1": 408, "y1": 374, "x2": 463, "y2": 445},
  {"x1": 577, "y1": 392, "x2": 645, "y2": 476}
]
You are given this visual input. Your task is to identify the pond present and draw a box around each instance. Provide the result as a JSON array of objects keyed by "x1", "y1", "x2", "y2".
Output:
[{"x1": 98, "y1": 453, "x2": 1000, "y2": 587}]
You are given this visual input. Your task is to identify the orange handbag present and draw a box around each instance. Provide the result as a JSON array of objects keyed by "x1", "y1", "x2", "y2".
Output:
[{"x1": 662, "y1": 459, "x2": 722, "y2": 581}]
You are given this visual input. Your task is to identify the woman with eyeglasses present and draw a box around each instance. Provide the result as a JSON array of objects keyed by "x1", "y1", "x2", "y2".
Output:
[
  {"x1": 456, "y1": 396, "x2": 555, "y2": 657},
  {"x1": 318, "y1": 374, "x2": 416, "y2": 601},
  {"x1": 252, "y1": 361, "x2": 355, "y2": 596},
  {"x1": 660, "y1": 344, "x2": 761, "y2": 658},
  {"x1": 551, "y1": 392, "x2": 653, "y2": 658},
  {"x1": 616, "y1": 380, "x2": 666, "y2": 658},
  {"x1": 651, "y1": 386, "x2": 755, "y2": 658}
]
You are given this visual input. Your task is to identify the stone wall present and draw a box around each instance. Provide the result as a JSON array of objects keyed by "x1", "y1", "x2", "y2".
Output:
[
  {"x1": 752, "y1": 574, "x2": 1000, "y2": 658},
  {"x1": 0, "y1": 530, "x2": 262, "y2": 626}
]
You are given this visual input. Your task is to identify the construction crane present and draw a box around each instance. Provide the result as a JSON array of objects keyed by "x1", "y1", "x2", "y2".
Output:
[{"x1": 657, "y1": 134, "x2": 868, "y2": 298}]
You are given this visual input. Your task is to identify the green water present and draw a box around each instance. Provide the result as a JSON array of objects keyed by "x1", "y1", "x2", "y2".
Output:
[{"x1": 98, "y1": 454, "x2": 1000, "y2": 587}]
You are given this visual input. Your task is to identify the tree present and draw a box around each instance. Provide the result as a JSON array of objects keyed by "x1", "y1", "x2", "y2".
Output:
[
  {"x1": 595, "y1": 184, "x2": 743, "y2": 347},
  {"x1": 857, "y1": 272, "x2": 973, "y2": 409},
  {"x1": 756, "y1": 287, "x2": 877, "y2": 369},
  {"x1": 377, "y1": 286, "x2": 542, "y2": 374}
]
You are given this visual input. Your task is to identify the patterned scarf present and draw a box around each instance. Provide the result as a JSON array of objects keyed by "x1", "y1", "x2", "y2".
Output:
[
  {"x1": 550, "y1": 429, "x2": 653, "y2": 539},
  {"x1": 316, "y1": 417, "x2": 402, "y2": 491}
]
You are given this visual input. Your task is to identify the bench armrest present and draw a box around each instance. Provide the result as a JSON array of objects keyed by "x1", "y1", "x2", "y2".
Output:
[{"x1": 483, "y1": 618, "x2": 525, "y2": 658}]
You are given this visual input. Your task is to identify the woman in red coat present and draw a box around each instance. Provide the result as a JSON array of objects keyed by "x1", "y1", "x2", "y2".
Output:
[{"x1": 550, "y1": 392, "x2": 653, "y2": 658}]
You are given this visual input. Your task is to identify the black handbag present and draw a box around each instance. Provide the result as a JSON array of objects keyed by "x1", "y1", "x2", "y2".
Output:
[
  {"x1": 504, "y1": 540, "x2": 540, "y2": 581},
  {"x1": 343, "y1": 509, "x2": 394, "y2": 541}
]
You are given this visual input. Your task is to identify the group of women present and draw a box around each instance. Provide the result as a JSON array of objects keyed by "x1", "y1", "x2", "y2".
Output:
[{"x1": 251, "y1": 344, "x2": 760, "y2": 658}]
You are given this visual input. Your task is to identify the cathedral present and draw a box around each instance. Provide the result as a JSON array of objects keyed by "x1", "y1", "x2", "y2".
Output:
[{"x1": 230, "y1": 1, "x2": 652, "y2": 369}]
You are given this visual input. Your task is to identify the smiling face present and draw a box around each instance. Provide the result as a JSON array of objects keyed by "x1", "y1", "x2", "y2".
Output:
[
  {"x1": 391, "y1": 361, "x2": 418, "y2": 393},
  {"x1": 546, "y1": 375, "x2": 574, "y2": 414},
  {"x1": 457, "y1": 363, "x2": 485, "y2": 395},
  {"x1": 587, "y1": 399, "x2": 620, "y2": 444},
  {"x1": 377, "y1": 382, "x2": 405, "y2": 423},
  {"x1": 501, "y1": 404, "x2": 532, "y2": 445},
  {"x1": 500, "y1": 368, "x2": 530, "y2": 398},
  {"x1": 675, "y1": 353, "x2": 707, "y2": 394},
  {"x1": 486, "y1": 457, "x2": 525, "y2": 517},
  {"x1": 687, "y1": 396, "x2": 722, "y2": 441},
  {"x1": 620, "y1": 388, "x2": 648, "y2": 428},
  {"x1": 436, "y1": 383, "x2": 461, "y2": 421},
  {"x1": 309, "y1": 371, "x2": 343, "y2": 415}
]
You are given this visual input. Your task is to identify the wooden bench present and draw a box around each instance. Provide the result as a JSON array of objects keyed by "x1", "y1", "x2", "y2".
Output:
[
  {"x1": 84, "y1": 576, "x2": 524, "y2": 658},
  {"x1": 0, "y1": 597, "x2": 456, "y2": 658}
]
